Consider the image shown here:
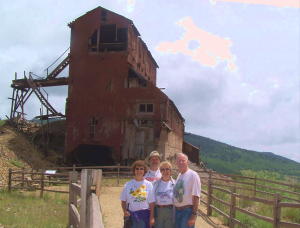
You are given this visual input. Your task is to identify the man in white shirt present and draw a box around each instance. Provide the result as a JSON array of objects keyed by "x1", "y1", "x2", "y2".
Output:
[
  {"x1": 173, "y1": 153, "x2": 201, "y2": 228},
  {"x1": 144, "y1": 151, "x2": 162, "y2": 183}
]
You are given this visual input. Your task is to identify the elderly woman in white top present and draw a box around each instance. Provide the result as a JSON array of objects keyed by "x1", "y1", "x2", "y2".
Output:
[
  {"x1": 149, "y1": 161, "x2": 175, "y2": 228},
  {"x1": 120, "y1": 160, "x2": 154, "y2": 228}
]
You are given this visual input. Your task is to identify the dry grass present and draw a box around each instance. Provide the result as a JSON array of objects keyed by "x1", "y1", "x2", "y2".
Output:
[{"x1": 0, "y1": 189, "x2": 68, "y2": 228}]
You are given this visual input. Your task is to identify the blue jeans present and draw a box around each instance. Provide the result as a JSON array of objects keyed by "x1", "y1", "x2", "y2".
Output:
[
  {"x1": 175, "y1": 207, "x2": 194, "y2": 228},
  {"x1": 130, "y1": 209, "x2": 150, "y2": 228}
]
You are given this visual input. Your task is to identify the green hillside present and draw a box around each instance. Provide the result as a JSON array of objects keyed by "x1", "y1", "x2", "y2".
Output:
[{"x1": 184, "y1": 133, "x2": 300, "y2": 177}]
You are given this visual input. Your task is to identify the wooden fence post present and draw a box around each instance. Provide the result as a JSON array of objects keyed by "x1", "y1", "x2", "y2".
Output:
[
  {"x1": 254, "y1": 176, "x2": 257, "y2": 197},
  {"x1": 40, "y1": 169, "x2": 45, "y2": 198},
  {"x1": 207, "y1": 171, "x2": 213, "y2": 216},
  {"x1": 69, "y1": 171, "x2": 78, "y2": 227},
  {"x1": 273, "y1": 194, "x2": 281, "y2": 228},
  {"x1": 80, "y1": 169, "x2": 92, "y2": 228},
  {"x1": 21, "y1": 167, "x2": 25, "y2": 188},
  {"x1": 229, "y1": 186, "x2": 236, "y2": 228},
  {"x1": 31, "y1": 168, "x2": 34, "y2": 181},
  {"x1": 117, "y1": 166, "x2": 120, "y2": 186},
  {"x1": 8, "y1": 168, "x2": 12, "y2": 192},
  {"x1": 95, "y1": 170, "x2": 102, "y2": 199}
]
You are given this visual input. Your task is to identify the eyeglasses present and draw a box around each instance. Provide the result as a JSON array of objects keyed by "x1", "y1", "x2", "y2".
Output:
[
  {"x1": 160, "y1": 168, "x2": 171, "y2": 172},
  {"x1": 135, "y1": 167, "x2": 145, "y2": 171}
]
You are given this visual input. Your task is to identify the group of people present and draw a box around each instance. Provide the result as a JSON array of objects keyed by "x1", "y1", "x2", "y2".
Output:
[{"x1": 120, "y1": 151, "x2": 201, "y2": 228}]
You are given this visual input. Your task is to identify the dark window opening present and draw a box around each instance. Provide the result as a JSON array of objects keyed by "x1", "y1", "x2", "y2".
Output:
[
  {"x1": 139, "y1": 104, "x2": 146, "y2": 112},
  {"x1": 89, "y1": 117, "x2": 98, "y2": 138},
  {"x1": 117, "y1": 28, "x2": 128, "y2": 43},
  {"x1": 89, "y1": 30, "x2": 98, "y2": 52},
  {"x1": 140, "y1": 79, "x2": 147, "y2": 87},
  {"x1": 147, "y1": 104, "x2": 153, "y2": 112},
  {"x1": 127, "y1": 77, "x2": 147, "y2": 88},
  {"x1": 139, "y1": 103, "x2": 154, "y2": 113},
  {"x1": 127, "y1": 69, "x2": 147, "y2": 88},
  {"x1": 100, "y1": 24, "x2": 116, "y2": 43},
  {"x1": 88, "y1": 24, "x2": 127, "y2": 52}
]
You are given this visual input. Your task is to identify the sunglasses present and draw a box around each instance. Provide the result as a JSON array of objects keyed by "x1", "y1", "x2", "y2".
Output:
[
  {"x1": 160, "y1": 168, "x2": 171, "y2": 172},
  {"x1": 135, "y1": 167, "x2": 145, "y2": 171}
]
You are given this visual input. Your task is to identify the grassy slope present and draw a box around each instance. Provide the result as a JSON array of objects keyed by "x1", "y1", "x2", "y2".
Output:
[
  {"x1": 0, "y1": 190, "x2": 68, "y2": 228},
  {"x1": 184, "y1": 133, "x2": 300, "y2": 177}
]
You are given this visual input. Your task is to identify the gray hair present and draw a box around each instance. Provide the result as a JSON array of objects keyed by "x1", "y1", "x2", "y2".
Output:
[{"x1": 176, "y1": 152, "x2": 188, "y2": 161}]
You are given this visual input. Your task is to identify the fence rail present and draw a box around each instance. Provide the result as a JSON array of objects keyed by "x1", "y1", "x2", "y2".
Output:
[
  {"x1": 201, "y1": 171, "x2": 300, "y2": 228},
  {"x1": 7, "y1": 166, "x2": 132, "y2": 194}
]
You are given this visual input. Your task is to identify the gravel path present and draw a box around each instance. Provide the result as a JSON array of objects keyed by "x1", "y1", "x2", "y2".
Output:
[{"x1": 99, "y1": 186, "x2": 227, "y2": 228}]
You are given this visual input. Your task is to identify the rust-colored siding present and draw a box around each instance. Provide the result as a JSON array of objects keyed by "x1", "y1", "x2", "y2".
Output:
[{"x1": 65, "y1": 7, "x2": 184, "y2": 165}]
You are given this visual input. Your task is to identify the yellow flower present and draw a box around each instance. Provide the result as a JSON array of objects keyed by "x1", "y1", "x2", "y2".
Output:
[
  {"x1": 141, "y1": 192, "x2": 147, "y2": 197},
  {"x1": 131, "y1": 192, "x2": 137, "y2": 197},
  {"x1": 140, "y1": 185, "x2": 146, "y2": 189}
]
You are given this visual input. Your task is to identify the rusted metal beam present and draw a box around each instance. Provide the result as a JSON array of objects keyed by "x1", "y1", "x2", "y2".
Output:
[{"x1": 11, "y1": 77, "x2": 68, "y2": 89}]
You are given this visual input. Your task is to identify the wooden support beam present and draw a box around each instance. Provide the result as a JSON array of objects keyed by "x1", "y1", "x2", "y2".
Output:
[{"x1": 11, "y1": 77, "x2": 68, "y2": 89}]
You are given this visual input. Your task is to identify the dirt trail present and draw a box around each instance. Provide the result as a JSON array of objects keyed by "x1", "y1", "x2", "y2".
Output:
[{"x1": 100, "y1": 186, "x2": 227, "y2": 228}]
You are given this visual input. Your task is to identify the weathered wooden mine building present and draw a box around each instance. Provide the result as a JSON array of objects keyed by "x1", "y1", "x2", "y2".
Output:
[
  {"x1": 65, "y1": 7, "x2": 185, "y2": 165},
  {"x1": 10, "y1": 6, "x2": 199, "y2": 165}
]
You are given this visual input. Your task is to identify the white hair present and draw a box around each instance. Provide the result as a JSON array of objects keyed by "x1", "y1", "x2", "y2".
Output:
[{"x1": 176, "y1": 152, "x2": 188, "y2": 161}]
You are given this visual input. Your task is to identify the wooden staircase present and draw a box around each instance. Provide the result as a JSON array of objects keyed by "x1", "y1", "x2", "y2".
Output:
[
  {"x1": 26, "y1": 74, "x2": 64, "y2": 117},
  {"x1": 47, "y1": 54, "x2": 70, "y2": 79}
]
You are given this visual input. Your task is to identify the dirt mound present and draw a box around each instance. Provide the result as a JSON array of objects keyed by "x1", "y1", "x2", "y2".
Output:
[
  {"x1": 0, "y1": 123, "x2": 54, "y2": 188},
  {"x1": 31, "y1": 120, "x2": 66, "y2": 164}
]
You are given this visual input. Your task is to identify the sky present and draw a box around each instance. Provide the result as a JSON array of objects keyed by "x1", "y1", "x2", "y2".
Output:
[{"x1": 0, "y1": 0, "x2": 299, "y2": 162}]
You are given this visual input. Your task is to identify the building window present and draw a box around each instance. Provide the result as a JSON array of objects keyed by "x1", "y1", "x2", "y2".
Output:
[
  {"x1": 89, "y1": 30, "x2": 98, "y2": 52},
  {"x1": 147, "y1": 104, "x2": 153, "y2": 112},
  {"x1": 88, "y1": 25, "x2": 128, "y2": 52},
  {"x1": 126, "y1": 69, "x2": 147, "y2": 88},
  {"x1": 127, "y1": 77, "x2": 147, "y2": 88},
  {"x1": 89, "y1": 117, "x2": 98, "y2": 138},
  {"x1": 139, "y1": 104, "x2": 146, "y2": 112},
  {"x1": 139, "y1": 104, "x2": 154, "y2": 113}
]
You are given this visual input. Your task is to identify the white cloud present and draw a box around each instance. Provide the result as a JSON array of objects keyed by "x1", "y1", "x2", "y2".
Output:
[{"x1": 156, "y1": 17, "x2": 237, "y2": 72}]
